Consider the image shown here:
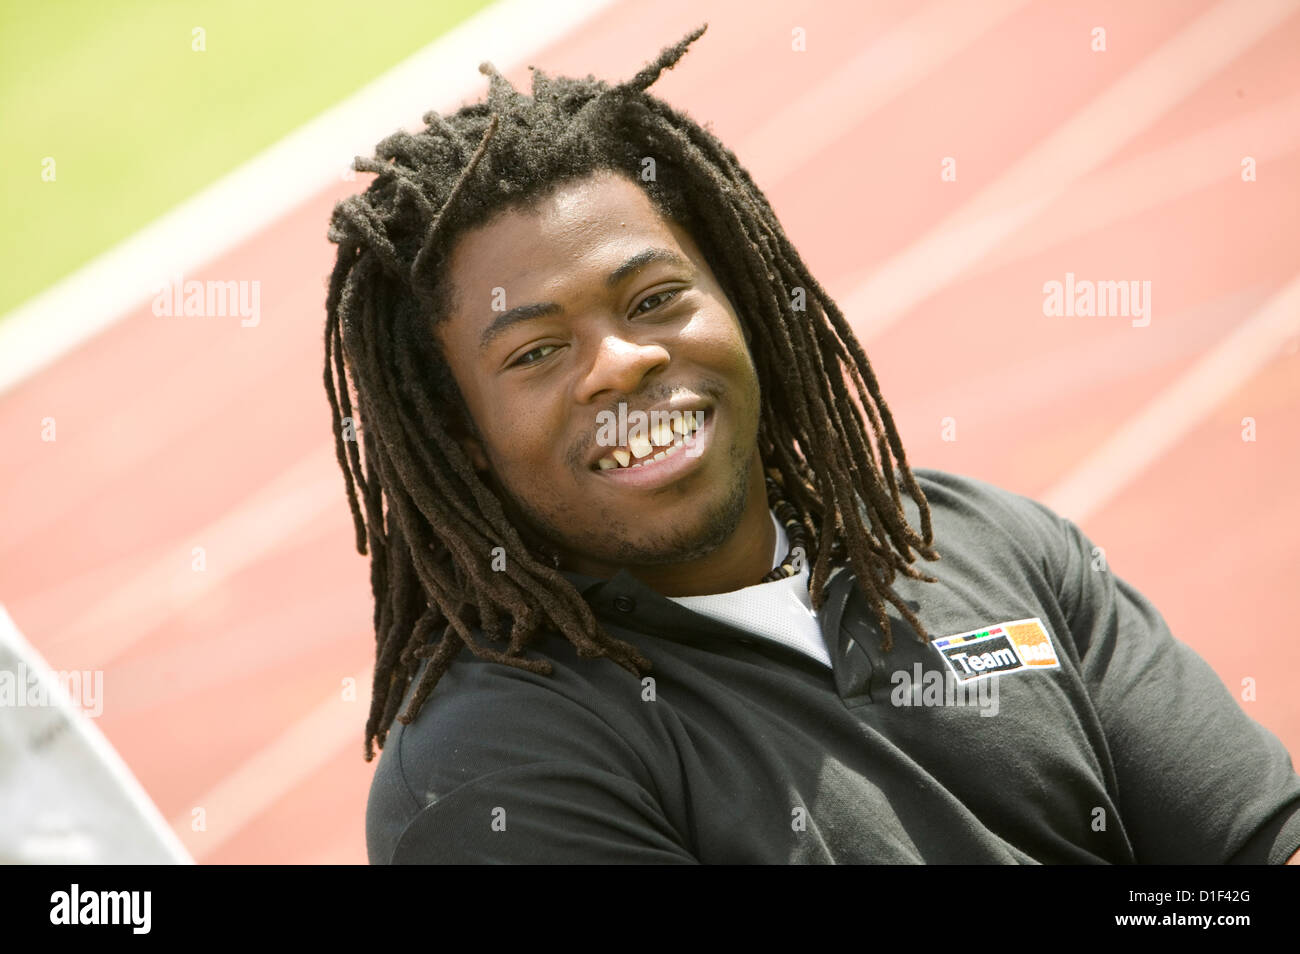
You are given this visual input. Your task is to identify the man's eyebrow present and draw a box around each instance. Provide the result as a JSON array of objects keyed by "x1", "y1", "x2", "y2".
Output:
[
  {"x1": 604, "y1": 247, "x2": 692, "y2": 289},
  {"x1": 478, "y1": 247, "x2": 694, "y2": 353}
]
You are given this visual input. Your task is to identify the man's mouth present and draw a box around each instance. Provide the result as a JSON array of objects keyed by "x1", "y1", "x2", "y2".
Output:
[{"x1": 591, "y1": 410, "x2": 705, "y2": 472}]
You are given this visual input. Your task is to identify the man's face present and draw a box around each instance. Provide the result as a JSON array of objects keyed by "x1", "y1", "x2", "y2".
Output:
[{"x1": 434, "y1": 169, "x2": 763, "y2": 577}]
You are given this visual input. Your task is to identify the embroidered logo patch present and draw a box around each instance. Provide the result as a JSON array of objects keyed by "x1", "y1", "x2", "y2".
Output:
[{"x1": 931, "y1": 618, "x2": 1060, "y2": 682}]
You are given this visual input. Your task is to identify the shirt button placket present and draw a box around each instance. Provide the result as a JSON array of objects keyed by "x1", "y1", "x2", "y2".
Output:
[{"x1": 836, "y1": 620, "x2": 876, "y2": 702}]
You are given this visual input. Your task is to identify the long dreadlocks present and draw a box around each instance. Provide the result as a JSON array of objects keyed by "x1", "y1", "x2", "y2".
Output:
[{"x1": 323, "y1": 24, "x2": 941, "y2": 762}]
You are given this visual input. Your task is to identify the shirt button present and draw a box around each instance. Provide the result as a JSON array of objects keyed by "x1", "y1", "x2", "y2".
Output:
[{"x1": 613, "y1": 595, "x2": 636, "y2": 613}]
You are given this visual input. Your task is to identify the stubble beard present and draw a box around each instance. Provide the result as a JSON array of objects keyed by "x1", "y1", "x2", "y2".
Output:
[{"x1": 492, "y1": 440, "x2": 754, "y2": 571}]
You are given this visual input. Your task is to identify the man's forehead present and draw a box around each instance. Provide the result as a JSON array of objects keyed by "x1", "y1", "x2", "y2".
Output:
[
  {"x1": 444, "y1": 175, "x2": 685, "y2": 303},
  {"x1": 450, "y1": 174, "x2": 672, "y2": 268}
]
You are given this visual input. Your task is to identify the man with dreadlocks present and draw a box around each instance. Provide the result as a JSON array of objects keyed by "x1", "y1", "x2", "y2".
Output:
[{"x1": 326, "y1": 26, "x2": 1300, "y2": 864}]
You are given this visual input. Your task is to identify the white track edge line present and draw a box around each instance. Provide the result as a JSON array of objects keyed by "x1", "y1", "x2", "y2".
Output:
[{"x1": 0, "y1": 0, "x2": 620, "y2": 399}]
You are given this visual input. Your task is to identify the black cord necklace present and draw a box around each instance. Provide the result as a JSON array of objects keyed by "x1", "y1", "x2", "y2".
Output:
[{"x1": 760, "y1": 475, "x2": 808, "y2": 583}]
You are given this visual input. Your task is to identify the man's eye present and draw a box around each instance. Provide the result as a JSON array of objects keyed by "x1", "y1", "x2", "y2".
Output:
[
  {"x1": 633, "y1": 289, "x2": 682, "y2": 315},
  {"x1": 512, "y1": 344, "x2": 558, "y2": 367}
]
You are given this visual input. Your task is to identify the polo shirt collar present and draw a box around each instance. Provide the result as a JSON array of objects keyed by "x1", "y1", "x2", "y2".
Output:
[
  {"x1": 557, "y1": 562, "x2": 861, "y2": 652},
  {"x1": 557, "y1": 566, "x2": 764, "y2": 645}
]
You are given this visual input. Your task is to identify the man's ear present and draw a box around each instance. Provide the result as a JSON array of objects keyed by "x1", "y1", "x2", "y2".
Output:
[
  {"x1": 436, "y1": 368, "x2": 492, "y2": 474},
  {"x1": 447, "y1": 417, "x2": 490, "y2": 473},
  {"x1": 462, "y1": 435, "x2": 490, "y2": 473},
  {"x1": 734, "y1": 304, "x2": 754, "y2": 348}
]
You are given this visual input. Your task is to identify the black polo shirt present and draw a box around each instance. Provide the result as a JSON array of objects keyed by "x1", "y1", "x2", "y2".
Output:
[{"x1": 365, "y1": 468, "x2": 1300, "y2": 863}]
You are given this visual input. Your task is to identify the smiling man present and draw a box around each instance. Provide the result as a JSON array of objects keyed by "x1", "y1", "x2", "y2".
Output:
[
  {"x1": 325, "y1": 26, "x2": 1300, "y2": 865},
  {"x1": 437, "y1": 169, "x2": 772, "y2": 598}
]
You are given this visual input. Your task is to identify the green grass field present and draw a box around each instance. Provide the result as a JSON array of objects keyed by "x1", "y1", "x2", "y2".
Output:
[{"x1": 0, "y1": 0, "x2": 499, "y2": 317}]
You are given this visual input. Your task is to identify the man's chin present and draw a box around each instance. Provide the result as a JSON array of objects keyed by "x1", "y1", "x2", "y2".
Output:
[
  {"x1": 501, "y1": 441, "x2": 755, "y2": 573},
  {"x1": 563, "y1": 482, "x2": 749, "y2": 570},
  {"x1": 588, "y1": 527, "x2": 730, "y2": 568}
]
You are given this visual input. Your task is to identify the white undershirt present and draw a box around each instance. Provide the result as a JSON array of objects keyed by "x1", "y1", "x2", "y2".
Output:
[{"x1": 666, "y1": 510, "x2": 833, "y2": 668}]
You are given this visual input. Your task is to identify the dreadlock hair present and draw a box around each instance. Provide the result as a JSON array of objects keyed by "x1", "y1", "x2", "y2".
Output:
[{"x1": 324, "y1": 23, "x2": 942, "y2": 762}]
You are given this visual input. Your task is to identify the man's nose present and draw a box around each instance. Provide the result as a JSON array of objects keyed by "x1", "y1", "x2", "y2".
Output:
[{"x1": 575, "y1": 333, "x2": 670, "y2": 404}]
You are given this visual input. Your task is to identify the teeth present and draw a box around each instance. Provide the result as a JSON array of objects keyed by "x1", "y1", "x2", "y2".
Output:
[
  {"x1": 628, "y1": 434, "x2": 653, "y2": 459},
  {"x1": 672, "y1": 412, "x2": 703, "y2": 435},
  {"x1": 605, "y1": 439, "x2": 688, "y2": 471},
  {"x1": 595, "y1": 412, "x2": 707, "y2": 472}
]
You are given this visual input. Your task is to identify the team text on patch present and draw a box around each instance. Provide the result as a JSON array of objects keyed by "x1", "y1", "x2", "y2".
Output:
[{"x1": 931, "y1": 618, "x2": 1060, "y2": 682}]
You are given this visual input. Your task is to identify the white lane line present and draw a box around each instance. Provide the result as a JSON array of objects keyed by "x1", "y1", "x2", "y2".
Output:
[
  {"x1": 1040, "y1": 272, "x2": 1300, "y2": 525},
  {"x1": 968, "y1": 87, "x2": 1300, "y2": 279},
  {"x1": 170, "y1": 666, "x2": 372, "y2": 862},
  {"x1": 49, "y1": 449, "x2": 341, "y2": 669},
  {"x1": 0, "y1": 0, "x2": 620, "y2": 398},
  {"x1": 841, "y1": 0, "x2": 1300, "y2": 343},
  {"x1": 740, "y1": 0, "x2": 1034, "y2": 188}
]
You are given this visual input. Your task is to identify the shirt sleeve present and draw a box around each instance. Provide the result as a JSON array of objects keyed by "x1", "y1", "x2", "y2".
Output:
[
  {"x1": 1039, "y1": 502, "x2": 1300, "y2": 864},
  {"x1": 371, "y1": 655, "x2": 699, "y2": 865},
  {"x1": 389, "y1": 759, "x2": 699, "y2": 864}
]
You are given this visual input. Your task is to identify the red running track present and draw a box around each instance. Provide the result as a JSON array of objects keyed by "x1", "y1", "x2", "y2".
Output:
[{"x1": 2, "y1": 0, "x2": 1298, "y2": 863}]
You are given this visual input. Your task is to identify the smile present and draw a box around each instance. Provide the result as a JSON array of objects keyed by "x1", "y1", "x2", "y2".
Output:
[
  {"x1": 592, "y1": 410, "x2": 704, "y2": 471},
  {"x1": 590, "y1": 410, "x2": 713, "y2": 489}
]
